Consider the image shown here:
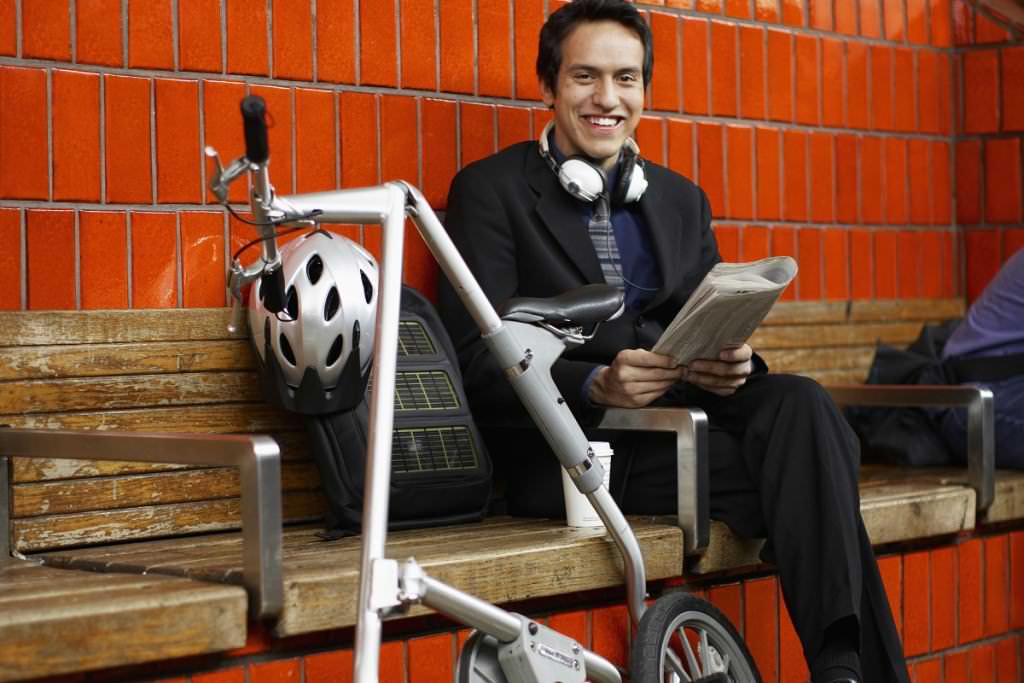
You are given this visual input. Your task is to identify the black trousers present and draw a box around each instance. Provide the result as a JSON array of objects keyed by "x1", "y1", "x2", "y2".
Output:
[{"x1": 494, "y1": 373, "x2": 909, "y2": 682}]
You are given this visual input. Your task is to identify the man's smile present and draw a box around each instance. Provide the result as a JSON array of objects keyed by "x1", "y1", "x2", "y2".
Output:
[{"x1": 583, "y1": 115, "x2": 624, "y2": 130}]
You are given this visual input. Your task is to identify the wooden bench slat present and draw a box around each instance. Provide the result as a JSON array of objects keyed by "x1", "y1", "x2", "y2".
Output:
[
  {"x1": 0, "y1": 372, "x2": 264, "y2": 415},
  {"x1": 0, "y1": 308, "x2": 240, "y2": 346},
  {"x1": 691, "y1": 467, "x2": 977, "y2": 574},
  {"x1": 0, "y1": 340, "x2": 256, "y2": 381},
  {"x1": 14, "y1": 492, "x2": 324, "y2": 552},
  {"x1": 12, "y1": 432, "x2": 311, "y2": 483},
  {"x1": 847, "y1": 298, "x2": 964, "y2": 323},
  {"x1": 0, "y1": 563, "x2": 246, "y2": 683},
  {"x1": 12, "y1": 462, "x2": 320, "y2": 518},
  {"x1": 4, "y1": 403, "x2": 298, "y2": 433},
  {"x1": 762, "y1": 301, "x2": 849, "y2": 325},
  {"x1": 984, "y1": 470, "x2": 1024, "y2": 523},
  {"x1": 750, "y1": 321, "x2": 924, "y2": 349},
  {"x1": 759, "y1": 346, "x2": 876, "y2": 373},
  {"x1": 42, "y1": 518, "x2": 683, "y2": 637}
]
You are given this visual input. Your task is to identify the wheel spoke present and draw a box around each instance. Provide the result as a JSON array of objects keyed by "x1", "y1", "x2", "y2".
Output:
[
  {"x1": 663, "y1": 647, "x2": 691, "y2": 682},
  {"x1": 678, "y1": 626, "x2": 702, "y2": 677},
  {"x1": 699, "y1": 629, "x2": 710, "y2": 671}
]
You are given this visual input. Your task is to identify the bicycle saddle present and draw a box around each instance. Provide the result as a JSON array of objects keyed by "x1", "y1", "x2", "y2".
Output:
[{"x1": 498, "y1": 284, "x2": 625, "y2": 326}]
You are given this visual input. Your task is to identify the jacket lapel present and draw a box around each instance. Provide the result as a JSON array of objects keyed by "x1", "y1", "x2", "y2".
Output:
[
  {"x1": 526, "y1": 145, "x2": 605, "y2": 284},
  {"x1": 638, "y1": 176, "x2": 683, "y2": 312}
]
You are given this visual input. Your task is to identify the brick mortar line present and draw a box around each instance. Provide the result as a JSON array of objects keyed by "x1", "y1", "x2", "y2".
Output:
[
  {"x1": 68, "y1": 0, "x2": 76, "y2": 64},
  {"x1": 126, "y1": 210, "x2": 133, "y2": 308},
  {"x1": 73, "y1": 209, "x2": 80, "y2": 309},
  {"x1": 121, "y1": 0, "x2": 128, "y2": 68},
  {"x1": 19, "y1": 208, "x2": 27, "y2": 310},
  {"x1": 46, "y1": 68, "x2": 53, "y2": 202},
  {"x1": 14, "y1": 0, "x2": 21, "y2": 57}
]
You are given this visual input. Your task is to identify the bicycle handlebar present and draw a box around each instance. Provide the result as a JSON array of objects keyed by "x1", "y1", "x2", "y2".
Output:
[{"x1": 240, "y1": 95, "x2": 269, "y2": 165}]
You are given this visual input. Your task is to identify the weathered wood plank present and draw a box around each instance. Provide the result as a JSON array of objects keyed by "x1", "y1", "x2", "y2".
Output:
[
  {"x1": 13, "y1": 493, "x2": 325, "y2": 553},
  {"x1": 984, "y1": 470, "x2": 1024, "y2": 524},
  {"x1": 272, "y1": 519, "x2": 682, "y2": 636},
  {"x1": 0, "y1": 340, "x2": 256, "y2": 381},
  {"x1": 0, "y1": 372, "x2": 263, "y2": 415},
  {"x1": 762, "y1": 301, "x2": 848, "y2": 325},
  {"x1": 41, "y1": 518, "x2": 683, "y2": 637},
  {"x1": 0, "y1": 564, "x2": 246, "y2": 682},
  {"x1": 0, "y1": 308, "x2": 240, "y2": 346},
  {"x1": 848, "y1": 298, "x2": 964, "y2": 323},
  {"x1": 2, "y1": 403, "x2": 299, "y2": 433},
  {"x1": 759, "y1": 346, "x2": 876, "y2": 374},
  {"x1": 691, "y1": 476, "x2": 976, "y2": 574},
  {"x1": 750, "y1": 321, "x2": 923, "y2": 349},
  {"x1": 12, "y1": 462, "x2": 320, "y2": 518},
  {"x1": 12, "y1": 432, "x2": 311, "y2": 483}
]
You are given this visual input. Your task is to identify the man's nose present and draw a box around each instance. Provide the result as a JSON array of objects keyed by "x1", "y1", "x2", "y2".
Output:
[{"x1": 592, "y1": 78, "x2": 618, "y2": 109}]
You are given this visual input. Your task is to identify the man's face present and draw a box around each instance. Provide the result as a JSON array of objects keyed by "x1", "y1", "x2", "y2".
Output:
[{"x1": 542, "y1": 20, "x2": 645, "y2": 173}]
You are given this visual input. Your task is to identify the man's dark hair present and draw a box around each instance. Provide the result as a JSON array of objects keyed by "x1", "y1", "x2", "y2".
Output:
[{"x1": 536, "y1": 0, "x2": 654, "y2": 95}]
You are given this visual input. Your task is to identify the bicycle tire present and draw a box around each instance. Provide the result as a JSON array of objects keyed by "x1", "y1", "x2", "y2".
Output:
[{"x1": 631, "y1": 592, "x2": 762, "y2": 683}]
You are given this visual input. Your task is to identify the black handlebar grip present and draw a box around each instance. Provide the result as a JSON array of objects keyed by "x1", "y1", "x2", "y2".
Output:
[
  {"x1": 240, "y1": 95, "x2": 269, "y2": 164},
  {"x1": 261, "y1": 265, "x2": 287, "y2": 315}
]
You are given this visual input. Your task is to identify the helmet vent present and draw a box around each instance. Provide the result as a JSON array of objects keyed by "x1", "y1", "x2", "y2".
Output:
[
  {"x1": 326, "y1": 334, "x2": 344, "y2": 367},
  {"x1": 361, "y1": 270, "x2": 374, "y2": 304},
  {"x1": 279, "y1": 333, "x2": 297, "y2": 366},
  {"x1": 306, "y1": 255, "x2": 324, "y2": 285},
  {"x1": 285, "y1": 286, "x2": 299, "y2": 320},
  {"x1": 324, "y1": 286, "x2": 340, "y2": 321}
]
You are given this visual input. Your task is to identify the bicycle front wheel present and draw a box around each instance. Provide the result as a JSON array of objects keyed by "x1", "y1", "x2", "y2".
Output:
[{"x1": 631, "y1": 591, "x2": 762, "y2": 683}]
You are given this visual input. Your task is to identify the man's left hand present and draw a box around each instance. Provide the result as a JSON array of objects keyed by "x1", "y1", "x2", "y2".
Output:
[{"x1": 684, "y1": 344, "x2": 754, "y2": 397}]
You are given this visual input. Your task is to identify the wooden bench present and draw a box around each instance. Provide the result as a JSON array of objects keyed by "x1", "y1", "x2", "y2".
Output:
[
  {"x1": 1, "y1": 300, "x2": 1021, "y2": 678},
  {"x1": 0, "y1": 307, "x2": 683, "y2": 678}
]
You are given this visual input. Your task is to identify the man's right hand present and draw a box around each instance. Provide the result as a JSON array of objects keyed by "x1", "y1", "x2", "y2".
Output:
[{"x1": 589, "y1": 349, "x2": 685, "y2": 408}]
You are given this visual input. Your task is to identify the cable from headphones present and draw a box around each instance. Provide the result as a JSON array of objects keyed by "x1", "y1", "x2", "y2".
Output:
[{"x1": 596, "y1": 195, "x2": 659, "y2": 293}]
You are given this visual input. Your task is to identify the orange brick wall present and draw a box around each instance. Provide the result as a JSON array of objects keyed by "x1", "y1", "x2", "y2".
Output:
[
  {"x1": 2, "y1": 1, "x2": 1023, "y2": 682},
  {"x1": 953, "y1": 0, "x2": 1024, "y2": 301},
  {"x1": 1, "y1": 0, "x2": 1007, "y2": 309}
]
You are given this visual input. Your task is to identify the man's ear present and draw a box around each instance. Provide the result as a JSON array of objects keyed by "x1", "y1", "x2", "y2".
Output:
[{"x1": 540, "y1": 81, "x2": 555, "y2": 109}]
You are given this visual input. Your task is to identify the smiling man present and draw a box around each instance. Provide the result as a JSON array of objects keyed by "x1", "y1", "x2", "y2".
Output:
[{"x1": 437, "y1": 2, "x2": 909, "y2": 682}]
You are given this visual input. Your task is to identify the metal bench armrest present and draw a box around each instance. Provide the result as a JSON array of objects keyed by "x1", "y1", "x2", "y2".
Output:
[
  {"x1": 826, "y1": 384, "x2": 995, "y2": 512},
  {"x1": 0, "y1": 428, "x2": 283, "y2": 620},
  {"x1": 598, "y1": 407, "x2": 710, "y2": 554}
]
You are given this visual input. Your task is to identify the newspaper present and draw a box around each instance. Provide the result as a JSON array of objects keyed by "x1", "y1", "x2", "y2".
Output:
[{"x1": 652, "y1": 256, "x2": 798, "y2": 365}]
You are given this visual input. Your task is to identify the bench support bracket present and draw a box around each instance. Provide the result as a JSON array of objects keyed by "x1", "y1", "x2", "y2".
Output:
[
  {"x1": 827, "y1": 385, "x2": 996, "y2": 512},
  {"x1": 599, "y1": 407, "x2": 710, "y2": 554},
  {"x1": 0, "y1": 429, "x2": 283, "y2": 620}
]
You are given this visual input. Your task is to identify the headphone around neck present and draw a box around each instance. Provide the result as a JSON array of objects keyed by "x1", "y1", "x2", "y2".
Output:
[{"x1": 537, "y1": 121, "x2": 648, "y2": 206}]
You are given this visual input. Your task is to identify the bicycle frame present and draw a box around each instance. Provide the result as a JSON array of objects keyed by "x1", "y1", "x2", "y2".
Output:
[{"x1": 212, "y1": 100, "x2": 650, "y2": 683}]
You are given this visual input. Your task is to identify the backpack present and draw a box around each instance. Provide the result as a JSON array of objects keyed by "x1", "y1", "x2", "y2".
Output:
[{"x1": 304, "y1": 286, "x2": 492, "y2": 538}]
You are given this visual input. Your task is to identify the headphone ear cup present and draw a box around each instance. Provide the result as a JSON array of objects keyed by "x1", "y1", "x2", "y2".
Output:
[
  {"x1": 559, "y1": 157, "x2": 606, "y2": 203},
  {"x1": 621, "y1": 161, "x2": 648, "y2": 203}
]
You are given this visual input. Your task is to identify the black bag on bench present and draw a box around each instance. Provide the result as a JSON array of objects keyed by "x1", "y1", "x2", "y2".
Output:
[{"x1": 304, "y1": 286, "x2": 492, "y2": 538}]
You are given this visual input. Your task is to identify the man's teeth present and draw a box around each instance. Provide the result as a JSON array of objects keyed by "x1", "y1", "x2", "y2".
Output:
[{"x1": 587, "y1": 117, "x2": 619, "y2": 126}]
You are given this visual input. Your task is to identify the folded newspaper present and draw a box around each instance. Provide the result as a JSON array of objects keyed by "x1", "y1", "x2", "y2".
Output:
[{"x1": 652, "y1": 256, "x2": 798, "y2": 365}]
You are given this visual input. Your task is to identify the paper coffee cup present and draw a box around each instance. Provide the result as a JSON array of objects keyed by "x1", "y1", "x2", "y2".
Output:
[{"x1": 561, "y1": 442, "x2": 613, "y2": 528}]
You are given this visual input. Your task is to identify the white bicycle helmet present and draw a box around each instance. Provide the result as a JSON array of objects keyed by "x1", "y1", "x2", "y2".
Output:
[{"x1": 249, "y1": 230, "x2": 378, "y2": 414}]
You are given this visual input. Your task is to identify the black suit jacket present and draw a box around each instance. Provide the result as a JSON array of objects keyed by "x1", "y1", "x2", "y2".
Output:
[{"x1": 438, "y1": 140, "x2": 722, "y2": 430}]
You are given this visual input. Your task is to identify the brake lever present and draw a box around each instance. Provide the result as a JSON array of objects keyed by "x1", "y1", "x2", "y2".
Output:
[{"x1": 205, "y1": 146, "x2": 251, "y2": 204}]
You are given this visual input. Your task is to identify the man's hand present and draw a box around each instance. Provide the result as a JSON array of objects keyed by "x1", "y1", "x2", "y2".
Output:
[
  {"x1": 683, "y1": 344, "x2": 754, "y2": 397},
  {"x1": 590, "y1": 349, "x2": 685, "y2": 408}
]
